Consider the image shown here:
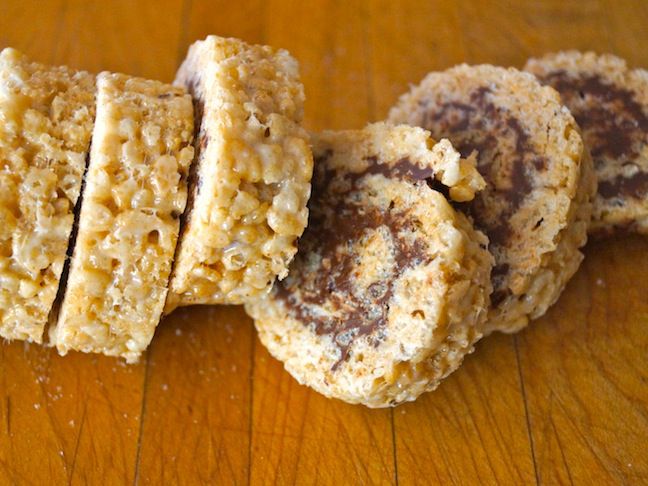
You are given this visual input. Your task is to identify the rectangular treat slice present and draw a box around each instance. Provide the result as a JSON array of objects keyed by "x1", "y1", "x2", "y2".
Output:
[
  {"x1": 51, "y1": 72, "x2": 194, "y2": 362},
  {"x1": 167, "y1": 36, "x2": 312, "y2": 310},
  {"x1": 0, "y1": 48, "x2": 95, "y2": 343}
]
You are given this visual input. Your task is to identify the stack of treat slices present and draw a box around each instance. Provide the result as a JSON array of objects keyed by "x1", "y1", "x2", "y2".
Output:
[
  {"x1": 0, "y1": 37, "x2": 313, "y2": 362},
  {"x1": 1, "y1": 36, "x2": 646, "y2": 407}
]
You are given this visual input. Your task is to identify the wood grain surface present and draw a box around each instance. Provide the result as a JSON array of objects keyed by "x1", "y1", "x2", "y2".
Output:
[{"x1": 0, "y1": 1, "x2": 647, "y2": 484}]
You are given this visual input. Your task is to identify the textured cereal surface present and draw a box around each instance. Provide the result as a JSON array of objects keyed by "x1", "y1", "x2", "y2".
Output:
[
  {"x1": 0, "y1": 48, "x2": 95, "y2": 343},
  {"x1": 312, "y1": 122, "x2": 485, "y2": 202},
  {"x1": 51, "y1": 72, "x2": 194, "y2": 362},
  {"x1": 525, "y1": 51, "x2": 648, "y2": 236},
  {"x1": 389, "y1": 65, "x2": 595, "y2": 334},
  {"x1": 245, "y1": 124, "x2": 492, "y2": 407},
  {"x1": 168, "y1": 36, "x2": 312, "y2": 309}
]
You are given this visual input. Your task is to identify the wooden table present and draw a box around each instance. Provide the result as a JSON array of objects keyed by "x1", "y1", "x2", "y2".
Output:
[{"x1": 1, "y1": 1, "x2": 647, "y2": 484}]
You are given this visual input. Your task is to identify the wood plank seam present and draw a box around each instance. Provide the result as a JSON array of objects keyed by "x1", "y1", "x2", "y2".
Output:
[
  {"x1": 361, "y1": 1, "x2": 376, "y2": 124},
  {"x1": 133, "y1": 351, "x2": 151, "y2": 486},
  {"x1": 450, "y1": 2, "x2": 543, "y2": 480},
  {"x1": 175, "y1": 0, "x2": 193, "y2": 66},
  {"x1": 361, "y1": 5, "x2": 399, "y2": 482},
  {"x1": 514, "y1": 335, "x2": 540, "y2": 485},
  {"x1": 248, "y1": 7, "x2": 267, "y2": 481},
  {"x1": 68, "y1": 399, "x2": 87, "y2": 483},
  {"x1": 390, "y1": 409, "x2": 398, "y2": 486},
  {"x1": 247, "y1": 325, "x2": 256, "y2": 485}
]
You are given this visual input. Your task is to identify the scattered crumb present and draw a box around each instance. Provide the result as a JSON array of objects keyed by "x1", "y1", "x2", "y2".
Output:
[
  {"x1": 596, "y1": 278, "x2": 606, "y2": 287},
  {"x1": 161, "y1": 383, "x2": 168, "y2": 391},
  {"x1": 175, "y1": 328, "x2": 183, "y2": 336},
  {"x1": 33, "y1": 403, "x2": 40, "y2": 410},
  {"x1": 68, "y1": 420, "x2": 75, "y2": 427}
]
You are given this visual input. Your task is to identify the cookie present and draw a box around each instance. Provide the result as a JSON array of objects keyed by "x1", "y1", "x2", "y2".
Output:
[
  {"x1": 0, "y1": 48, "x2": 95, "y2": 343},
  {"x1": 525, "y1": 51, "x2": 648, "y2": 236},
  {"x1": 167, "y1": 36, "x2": 313, "y2": 310},
  {"x1": 389, "y1": 65, "x2": 595, "y2": 334},
  {"x1": 245, "y1": 123, "x2": 492, "y2": 407},
  {"x1": 50, "y1": 72, "x2": 194, "y2": 362}
]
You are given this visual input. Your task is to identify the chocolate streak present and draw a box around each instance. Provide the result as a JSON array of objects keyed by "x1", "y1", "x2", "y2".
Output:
[
  {"x1": 541, "y1": 71, "x2": 648, "y2": 199},
  {"x1": 419, "y1": 87, "x2": 544, "y2": 302},
  {"x1": 275, "y1": 155, "x2": 435, "y2": 370},
  {"x1": 175, "y1": 76, "x2": 206, "y2": 240}
]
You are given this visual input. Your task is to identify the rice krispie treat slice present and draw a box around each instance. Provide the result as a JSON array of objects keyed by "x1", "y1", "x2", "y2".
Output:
[
  {"x1": 525, "y1": 51, "x2": 648, "y2": 236},
  {"x1": 389, "y1": 65, "x2": 595, "y2": 334},
  {"x1": 167, "y1": 36, "x2": 313, "y2": 310},
  {"x1": 0, "y1": 48, "x2": 95, "y2": 343},
  {"x1": 245, "y1": 123, "x2": 492, "y2": 407},
  {"x1": 50, "y1": 72, "x2": 194, "y2": 362}
]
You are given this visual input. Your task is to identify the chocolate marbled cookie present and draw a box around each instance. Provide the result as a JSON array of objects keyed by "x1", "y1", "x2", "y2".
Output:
[
  {"x1": 525, "y1": 51, "x2": 648, "y2": 235},
  {"x1": 245, "y1": 123, "x2": 493, "y2": 407},
  {"x1": 389, "y1": 65, "x2": 595, "y2": 334}
]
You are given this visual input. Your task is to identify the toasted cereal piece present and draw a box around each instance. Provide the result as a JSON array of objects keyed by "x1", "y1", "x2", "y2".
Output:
[
  {"x1": 245, "y1": 123, "x2": 492, "y2": 407},
  {"x1": 0, "y1": 48, "x2": 95, "y2": 343},
  {"x1": 51, "y1": 72, "x2": 194, "y2": 362},
  {"x1": 525, "y1": 51, "x2": 648, "y2": 236},
  {"x1": 389, "y1": 65, "x2": 595, "y2": 334},
  {"x1": 167, "y1": 35, "x2": 313, "y2": 310}
]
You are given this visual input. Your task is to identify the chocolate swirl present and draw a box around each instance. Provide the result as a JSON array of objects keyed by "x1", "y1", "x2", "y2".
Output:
[
  {"x1": 540, "y1": 71, "x2": 648, "y2": 199},
  {"x1": 275, "y1": 155, "x2": 435, "y2": 370},
  {"x1": 417, "y1": 86, "x2": 544, "y2": 304}
]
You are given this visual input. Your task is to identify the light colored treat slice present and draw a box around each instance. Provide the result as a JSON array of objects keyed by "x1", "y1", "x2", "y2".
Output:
[
  {"x1": 245, "y1": 123, "x2": 492, "y2": 408},
  {"x1": 525, "y1": 51, "x2": 648, "y2": 236},
  {"x1": 167, "y1": 35, "x2": 313, "y2": 309},
  {"x1": 389, "y1": 65, "x2": 595, "y2": 334},
  {"x1": 0, "y1": 48, "x2": 95, "y2": 343},
  {"x1": 51, "y1": 72, "x2": 194, "y2": 362}
]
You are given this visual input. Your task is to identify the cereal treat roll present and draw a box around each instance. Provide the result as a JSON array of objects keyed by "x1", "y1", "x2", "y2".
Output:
[
  {"x1": 245, "y1": 123, "x2": 492, "y2": 408},
  {"x1": 526, "y1": 51, "x2": 648, "y2": 236},
  {"x1": 51, "y1": 72, "x2": 194, "y2": 362},
  {"x1": 167, "y1": 36, "x2": 313, "y2": 309},
  {"x1": 389, "y1": 65, "x2": 595, "y2": 334},
  {"x1": 0, "y1": 48, "x2": 95, "y2": 343}
]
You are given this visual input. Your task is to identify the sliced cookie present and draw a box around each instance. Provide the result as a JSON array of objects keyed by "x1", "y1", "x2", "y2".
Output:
[
  {"x1": 245, "y1": 123, "x2": 492, "y2": 407},
  {"x1": 167, "y1": 36, "x2": 313, "y2": 310},
  {"x1": 389, "y1": 65, "x2": 595, "y2": 334},
  {"x1": 0, "y1": 48, "x2": 95, "y2": 343},
  {"x1": 525, "y1": 51, "x2": 648, "y2": 235},
  {"x1": 50, "y1": 72, "x2": 194, "y2": 362}
]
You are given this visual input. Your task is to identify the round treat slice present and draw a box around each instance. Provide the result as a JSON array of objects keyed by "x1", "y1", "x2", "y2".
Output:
[
  {"x1": 525, "y1": 51, "x2": 648, "y2": 235},
  {"x1": 245, "y1": 123, "x2": 492, "y2": 407},
  {"x1": 51, "y1": 72, "x2": 194, "y2": 362},
  {"x1": 167, "y1": 36, "x2": 313, "y2": 309},
  {"x1": 389, "y1": 65, "x2": 595, "y2": 334}
]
